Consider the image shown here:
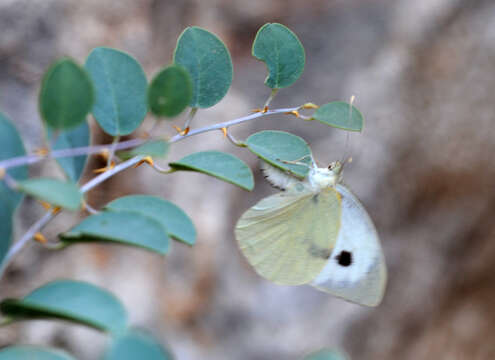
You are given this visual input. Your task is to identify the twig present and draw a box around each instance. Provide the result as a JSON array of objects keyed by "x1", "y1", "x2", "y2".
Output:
[
  {"x1": 0, "y1": 138, "x2": 145, "y2": 170},
  {"x1": 0, "y1": 156, "x2": 144, "y2": 278},
  {"x1": 0, "y1": 105, "x2": 302, "y2": 277},
  {"x1": 0, "y1": 107, "x2": 299, "y2": 170},
  {"x1": 169, "y1": 106, "x2": 298, "y2": 143},
  {"x1": 0, "y1": 211, "x2": 55, "y2": 278}
]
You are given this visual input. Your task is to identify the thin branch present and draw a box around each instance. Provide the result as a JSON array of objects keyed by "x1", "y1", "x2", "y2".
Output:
[
  {"x1": 0, "y1": 156, "x2": 144, "y2": 278},
  {"x1": 169, "y1": 106, "x2": 298, "y2": 143},
  {"x1": 80, "y1": 156, "x2": 143, "y2": 193},
  {"x1": 0, "y1": 105, "x2": 301, "y2": 277},
  {"x1": 0, "y1": 211, "x2": 55, "y2": 278},
  {"x1": 0, "y1": 107, "x2": 299, "y2": 170},
  {"x1": 0, "y1": 138, "x2": 145, "y2": 170}
]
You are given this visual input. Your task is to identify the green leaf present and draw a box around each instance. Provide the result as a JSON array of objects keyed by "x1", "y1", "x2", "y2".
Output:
[
  {"x1": 174, "y1": 26, "x2": 233, "y2": 108},
  {"x1": 85, "y1": 47, "x2": 148, "y2": 136},
  {"x1": 118, "y1": 140, "x2": 169, "y2": 161},
  {"x1": 312, "y1": 101, "x2": 364, "y2": 132},
  {"x1": 0, "y1": 113, "x2": 28, "y2": 264},
  {"x1": 0, "y1": 113, "x2": 29, "y2": 207},
  {"x1": 39, "y1": 58, "x2": 94, "y2": 130},
  {"x1": 104, "y1": 329, "x2": 173, "y2": 360},
  {"x1": 0, "y1": 280, "x2": 128, "y2": 333},
  {"x1": 17, "y1": 178, "x2": 83, "y2": 211},
  {"x1": 105, "y1": 195, "x2": 196, "y2": 246},
  {"x1": 169, "y1": 151, "x2": 254, "y2": 191},
  {"x1": 148, "y1": 65, "x2": 192, "y2": 117},
  {"x1": 48, "y1": 120, "x2": 90, "y2": 182},
  {"x1": 246, "y1": 130, "x2": 312, "y2": 178},
  {"x1": 60, "y1": 211, "x2": 170, "y2": 255},
  {"x1": 303, "y1": 349, "x2": 348, "y2": 360},
  {"x1": 252, "y1": 23, "x2": 305, "y2": 89},
  {"x1": 0, "y1": 201, "x2": 14, "y2": 266},
  {"x1": 0, "y1": 346, "x2": 76, "y2": 360}
]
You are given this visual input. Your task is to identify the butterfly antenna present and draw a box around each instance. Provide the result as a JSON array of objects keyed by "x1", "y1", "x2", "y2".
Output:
[{"x1": 340, "y1": 95, "x2": 355, "y2": 171}]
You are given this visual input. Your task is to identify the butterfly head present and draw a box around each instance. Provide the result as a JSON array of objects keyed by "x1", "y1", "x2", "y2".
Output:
[{"x1": 308, "y1": 160, "x2": 343, "y2": 190}]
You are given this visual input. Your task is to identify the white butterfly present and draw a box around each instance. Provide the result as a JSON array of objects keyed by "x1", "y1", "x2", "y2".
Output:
[{"x1": 235, "y1": 159, "x2": 386, "y2": 306}]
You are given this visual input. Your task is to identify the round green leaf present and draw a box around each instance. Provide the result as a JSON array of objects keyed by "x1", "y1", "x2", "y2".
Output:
[
  {"x1": 0, "y1": 113, "x2": 28, "y2": 264},
  {"x1": 0, "y1": 200, "x2": 14, "y2": 266},
  {"x1": 303, "y1": 349, "x2": 348, "y2": 360},
  {"x1": 17, "y1": 178, "x2": 83, "y2": 211},
  {"x1": 246, "y1": 130, "x2": 312, "y2": 178},
  {"x1": 0, "y1": 280, "x2": 128, "y2": 333},
  {"x1": 60, "y1": 211, "x2": 170, "y2": 255},
  {"x1": 169, "y1": 151, "x2": 254, "y2": 191},
  {"x1": 312, "y1": 102, "x2": 363, "y2": 132},
  {"x1": 252, "y1": 23, "x2": 305, "y2": 89},
  {"x1": 39, "y1": 58, "x2": 94, "y2": 130},
  {"x1": 104, "y1": 330, "x2": 173, "y2": 360},
  {"x1": 0, "y1": 113, "x2": 28, "y2": 208},
  {"x1": 0, "y1": 346, "x2": 76, "y2": 360},
  {"x1": 85, "y1": 47, "x2": 148, "y2": 136},
  {"x1": 173, "y1": 26, "x2": 233, "y2": 108},
  {"x1": 118, "y1": 140, "x2": 169, "y2": 161},
  {"x1": 148, "y1": 65, "x2": 192, "y2": 117},
  {"x1": 105, "y1": 195, "x2": 196, "y2": 246},
  {"x1": 47, "y1": 120, "x2": 90, "y2": 182}
]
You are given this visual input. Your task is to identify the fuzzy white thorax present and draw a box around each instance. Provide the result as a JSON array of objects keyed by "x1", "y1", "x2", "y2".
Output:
[
  {"x1": 260, "y1": 160, "x2": 343, "y2": 193},
  {"x1": 307, "y1": 161, "x2": 343, "y2": 192}
]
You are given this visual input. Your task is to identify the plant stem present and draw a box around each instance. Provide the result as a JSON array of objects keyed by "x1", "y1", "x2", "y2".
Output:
[
  {"x1": 0, "y1": 105, "x2": 300, "y2": 278},
  {"x1": 169, "y1": 106, "x2": 297, "y2": 143},
  {"x1": 0, "y1": 156, "x2": 144, "y2": 279},
  {"x1": 0, "y1": 107, "x2": 299, "y2": 170}
]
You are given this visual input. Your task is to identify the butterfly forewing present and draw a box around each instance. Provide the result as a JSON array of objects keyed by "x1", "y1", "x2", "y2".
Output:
[
  {"x1": 310, "y1": 184, "x2": 387, "y2": 306},
  {"x1": 235, "y1": 188, "x2": 341, "y2": 285}
]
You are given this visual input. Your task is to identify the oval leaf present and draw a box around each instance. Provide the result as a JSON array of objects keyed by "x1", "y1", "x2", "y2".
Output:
[
  {"x1": 312, "y1": 101, "x2": 363, "y2": 132},
  {"x1": 148, "y1": 65, "x2": 192, "y2": 117},
  {"x1": 85, "y1": 47, "x2": 148, "y2": 136},
  {"x1": 105, "y1": 195, "x2": 196, "y2": 246},
  {"x1": 303, "y1": 349, "x2": 348, "y2": 360},
  {"x1": 17, "y1": 178, "x2": 83, "y2": 211},
  {"x1": 174, "y1": 27, "x2": 233, "y2": 108},
  {"x1": 0, "y1": 280, "x2": 128, "y2": 333},
  {"x1": 60, "y1": 211, "x2": 170, "y2": 255},
  {"x1": 0, "y1": 346, "x2": 76, "y2": 360},
  {"x1": 169, "y1": 151, "x2": 254, "y2": 191},
  {"x1": 47, "y1": 120, "x2": 90, "y2": 182},
  {"x1": 0, "y1": 113, "x2": 28, "y2": 263},
  {"x1": 0, "y1": 203, "x2": 14, "y2": 266},
  {"x1": 252, "y1": 23, "x2": 305, "y2": 89},
  {"x1": 104, "y1": 330, "x2": 173, "y2": 360},
  {"x1": 118, "y1": 140, "x2": 169, "y2": 161},
  {"x1": 246, "y1": 130, "x2": 312, "y2": 178},
  {"x1": 39, "y1": 58, "x2": 94, "y2": 130}
]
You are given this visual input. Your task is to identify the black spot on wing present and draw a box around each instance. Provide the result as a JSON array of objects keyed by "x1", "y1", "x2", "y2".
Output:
[{"x1": 336, "y1": 250, "x2": 352, "y2": 266}]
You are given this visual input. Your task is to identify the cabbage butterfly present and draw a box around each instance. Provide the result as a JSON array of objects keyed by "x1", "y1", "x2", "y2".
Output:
[{"x1": 235, "y1": 159, "x2": 386, "y2": 306}]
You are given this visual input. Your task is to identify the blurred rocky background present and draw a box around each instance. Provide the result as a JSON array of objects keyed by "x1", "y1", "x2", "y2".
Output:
[{"x1": 1, "y1": 0, "x2": 495, "y2": 359}]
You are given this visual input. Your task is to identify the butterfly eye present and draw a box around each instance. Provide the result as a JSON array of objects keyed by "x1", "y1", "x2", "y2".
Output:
[{"x1": 335, "y1": 250, "x2": 352, "y2": 267}]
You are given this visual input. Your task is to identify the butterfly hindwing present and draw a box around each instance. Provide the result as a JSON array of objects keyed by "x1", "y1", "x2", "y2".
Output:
[
  {"x1": 310, "y1": 184, "x2": 387, "y2": 306},
  {"x1": 235, "y1": 187, "x2": 341, "y2": 285}
]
